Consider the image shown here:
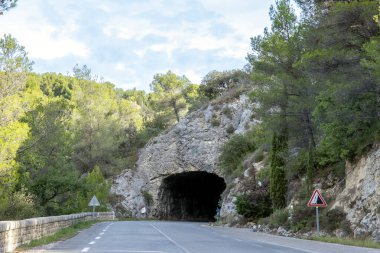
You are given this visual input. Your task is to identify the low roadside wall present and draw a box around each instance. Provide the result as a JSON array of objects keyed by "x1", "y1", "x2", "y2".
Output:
[{"x1": 0, "y1": 212, "x2": 114, "y2": 253}]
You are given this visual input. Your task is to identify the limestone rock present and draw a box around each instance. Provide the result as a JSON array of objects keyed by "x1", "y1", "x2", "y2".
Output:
[
  {"x1": 111, "y1": 95, "x2": 257, "y2": 219},
  {"x1": 333, "y1": 143, "x2": 380, "y2": 241}
]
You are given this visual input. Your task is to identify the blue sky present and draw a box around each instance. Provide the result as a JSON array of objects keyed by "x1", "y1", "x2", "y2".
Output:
[{"x1": 0, "y1": 0, "x2": 290, "y2": 91}]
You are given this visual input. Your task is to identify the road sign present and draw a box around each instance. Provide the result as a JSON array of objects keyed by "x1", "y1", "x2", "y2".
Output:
[
  {"x1": 88, "y1": 195, "x2": 100, "y2": 217},
  {"x1": 88, "y1": 195, "x2": 100, "y2": 206},
  {"x1": 307, "y1": 189, "x2": 327, "y2": 207}
]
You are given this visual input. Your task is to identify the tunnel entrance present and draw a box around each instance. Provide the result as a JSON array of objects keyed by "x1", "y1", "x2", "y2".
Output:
[{"x1": 158, "y1": 171, "x2": 226, "y2": 221}]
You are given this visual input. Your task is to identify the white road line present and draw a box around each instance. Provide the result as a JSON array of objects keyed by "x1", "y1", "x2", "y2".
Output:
[
  {"x1": 89, "y1": 241, "x2": 96, "y2": 245},
  {"x1": 150, "y1": 224, "x2": 191, "y2": 253},
  {"x1": 251, "y1": 243, "x2": 263, "y2": 248},
  {"x1": 95, "y1": 236, "x2": 101, "y2": 240},
  {"x1": 100, "y1": 232, "x2": 104, "y2": 235},
  {"x1": 81, "y1": 247, "x2": 90, "y2": 252},
  {"x1": 235, "y1": 239, "x2": 243, "y2": 242}
]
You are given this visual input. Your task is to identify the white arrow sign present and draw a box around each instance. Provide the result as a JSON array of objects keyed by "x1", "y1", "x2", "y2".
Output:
[{"x1": 88, "y1": 195, "x2": 100, "y2": 207}]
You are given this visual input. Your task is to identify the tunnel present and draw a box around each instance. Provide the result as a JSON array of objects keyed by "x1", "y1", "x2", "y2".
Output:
[{"x1": 158, "y1": 171, "x2": 226, "y2": 221}]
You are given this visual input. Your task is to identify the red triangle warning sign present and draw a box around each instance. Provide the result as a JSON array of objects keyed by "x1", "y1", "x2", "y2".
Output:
[{"x1": 307, "y1": 189, "x2": 327, "y2": 207}]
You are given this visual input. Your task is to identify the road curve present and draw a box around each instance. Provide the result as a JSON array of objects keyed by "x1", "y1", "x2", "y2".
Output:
[{"x1": 34, "y1": 221, "x2": 379, "y2": 253}]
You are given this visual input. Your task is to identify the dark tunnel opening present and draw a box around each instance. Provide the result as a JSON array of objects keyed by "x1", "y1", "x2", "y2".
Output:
[{"x1": 158, "y1": 171, "x2": 226, "y2": 221}]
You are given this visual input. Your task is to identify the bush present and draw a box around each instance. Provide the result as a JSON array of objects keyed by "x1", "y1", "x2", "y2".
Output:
[
  {"x1": 226, "y1": 125, "x2": 235, "y2": 134},
  {"x1": 321, "y1": 208, "x2": 351, "y2": 234},
  {"x1": 219, "y1": 132, "x2": 255, "y2": 175},
  {"x1": 269, "y1": 208, "x2": 289, "y2": 229},
  {"x1": 235, "y1": 181, "x2": 272, "y2": 221},
  {"x1": 0, "y1": 191, "x2": 41, "y2": 220}
]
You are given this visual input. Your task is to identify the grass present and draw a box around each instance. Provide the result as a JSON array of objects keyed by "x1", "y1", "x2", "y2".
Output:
[
  {"x1": 309, "y1": 236, "x2": 380, "y2": 249},
  {"x1": 16, "y1": 220, "x2": 100, "y2": 252}
]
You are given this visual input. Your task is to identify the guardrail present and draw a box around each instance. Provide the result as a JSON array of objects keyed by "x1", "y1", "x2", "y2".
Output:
[{"x1": 0, "y1": 212, "x2": 114, "y2": 253}]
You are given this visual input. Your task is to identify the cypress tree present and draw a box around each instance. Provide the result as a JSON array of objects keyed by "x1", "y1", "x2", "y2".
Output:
[{"x1": 269, "y1": 133, "x2": 287, "y2": 210}]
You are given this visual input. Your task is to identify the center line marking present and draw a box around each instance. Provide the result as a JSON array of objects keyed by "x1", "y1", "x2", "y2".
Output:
[
  {"x1": 81, "y1": 247, "x2": 90, "y2": 252},
  {"x1": 100, "y1": 232, "x2": 104, "y2": 235},
  {"x1": 150, "y1": 224, "x2": 191, "y2": 253},
  {"x1": 89, "y1": 241, "x2": 96, "y2": 245},
  {"x1": 95, "y1": 236, "x2": 101, "y2": 240}
]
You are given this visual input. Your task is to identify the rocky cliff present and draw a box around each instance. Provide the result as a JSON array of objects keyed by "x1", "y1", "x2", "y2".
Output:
[
  {"x1": 111, "y1": 94, "x2": 257, "y2": 220},
  {"x1": 333, "y1": 143, "x2": 380, "y2": 241}
]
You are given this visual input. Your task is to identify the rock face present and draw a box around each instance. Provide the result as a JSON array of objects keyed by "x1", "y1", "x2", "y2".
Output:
[
  {"x1": 111, "y1": 95, "x2": 257, "y2": 220},
  {"x1": 333, "y1": 143, "x2": 380, "y2": 241}
]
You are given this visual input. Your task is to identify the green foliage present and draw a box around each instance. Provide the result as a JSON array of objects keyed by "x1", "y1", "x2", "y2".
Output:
[
  {"x1": 0, "y1": 121, "x2": 28, "y2": 193},
  {"x1": 320, "y1": 208, "x2": 351, "y2": 234},
  {"x1": 149, "y1": 70, "x2": 192, "y2": 123},
  {"x1": 269, "y1": 133, "x2": 287, "y2": 210},
  {"x1": 235, "y1": 183, "x2": 272, "y2": 221},
  {"x1": 18, "y1": 220, "x2": 99, "y2": 251},
  {"x1": 0, "y1": 0, "x2": 18, "y2": 14},
  {"x1": 219, "y1": 132, "x2": 256, "y2": 175},
  {"x1": 200, "y1": 69, "x2": 250, "y2": 99},
  {"x1": 65, "y1": 166, "x2": 110, "y2": 213},
  {"x1": 142, "y1": 190, "x2": 153, "y2": 206},
  {"x1": 0, "y1": 190, "x2": 40, "y2": 220},
  {"x1": 268, "y1": 208, "x2": 289, "y2": 229}
]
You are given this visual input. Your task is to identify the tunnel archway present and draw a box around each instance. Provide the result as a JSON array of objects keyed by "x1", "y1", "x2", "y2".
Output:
[{"x1": 158, "y1": 171, "x2": 226, "y2": 221}]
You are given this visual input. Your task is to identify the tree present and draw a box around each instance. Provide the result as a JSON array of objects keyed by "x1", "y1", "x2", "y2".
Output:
[
  {"x1": 200, "y1": 69, "x2": 250, "y2": 99},
  {"x1": 248, "y1": 0, "x2": 301, "y2": 141},
  {"x1": 0, "y1": 34, "x2": 33, "y2": 125},
  {"x1": 149, "y1": 70, "x2": 192, "y2": 123},
  {"x1": 73, "y1": 64, "x2": 92, "y2": 81},
  {"x1": 269, "y1": 133, "x2": 287, "y2": 210},
  {"x1": 303, "y1": 0, "x2": 380, "y2": 164},
  {"x1": 17, "y1": 98, "x2": 79, "y2": 215},
  {"x1": 0, "y1": 0, "x2": 17, "y2": 14}
]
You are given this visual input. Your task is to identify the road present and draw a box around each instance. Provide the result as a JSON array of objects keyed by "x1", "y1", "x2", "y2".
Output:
[{"x1": 34, "y1": 221, "x2": 380, "y2": 253}]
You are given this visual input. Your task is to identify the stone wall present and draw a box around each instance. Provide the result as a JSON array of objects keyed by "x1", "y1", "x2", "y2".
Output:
[{"x1": 0, "y1": 212, "x2": 114, "y2": 253}]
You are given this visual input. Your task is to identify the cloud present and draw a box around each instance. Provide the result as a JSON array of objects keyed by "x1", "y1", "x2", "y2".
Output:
[{"x1": 0, "y1": 0, "x2": 279, "y2": 91}]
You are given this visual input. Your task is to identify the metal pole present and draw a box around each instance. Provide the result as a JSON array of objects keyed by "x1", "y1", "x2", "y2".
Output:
[
  {"x1": 316, "y1": 207, "x2": 320, "y2": 236},
  {"x1": 92, "y1": 205, "x2": 95, "y2": 217}
]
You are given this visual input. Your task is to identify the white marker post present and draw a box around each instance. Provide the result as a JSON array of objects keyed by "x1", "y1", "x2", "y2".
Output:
[
  {"x1": 307, "y1": 189, "x2": 327, "y2": 236},
  {"x1": 88, "y1": 195, "x2": 100, "y2": 217}
]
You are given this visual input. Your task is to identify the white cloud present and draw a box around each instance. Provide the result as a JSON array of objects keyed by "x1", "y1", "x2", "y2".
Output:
[
  {"x1": 115, "y1": 62, "x2": 125, "y2": 71},
  {"x1": 0, "y1": 0, "x2": 280, "y2": 90},
  {"x1": 0, "y1": 0, "x2": 89, "y2": 60}
]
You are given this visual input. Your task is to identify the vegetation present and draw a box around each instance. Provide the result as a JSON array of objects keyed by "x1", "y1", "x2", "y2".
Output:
[
  {"x1": 1, "y1": 1, "x2": 380, "y2": 240},
  {"x1": 221, "y1": 0, "x2": 380, "y2": 233},
  {"x1": 16, "y1": 220, "x2": 99, "y2": 251},
  {"x1": 0, "y1": 34, "x2": 205, "y2": 220},
  {"x1": 309, "y1": 236, "x2": 380, "y2": 249},
  {"x1": 219, "y1": 131, "x2": 255, "y2": 175}
]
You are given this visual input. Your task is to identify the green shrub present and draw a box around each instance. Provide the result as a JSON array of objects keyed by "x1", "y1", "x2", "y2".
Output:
[
  {"x1": 211, "y1": 114, "x2": 220, "y2": 127},
  {"x1": 219, "y1": 133, "x2": 255, "y2": 175},
  {"x1": 320, "y1": 208, "x2": 351, "y2": 234},
  {"x1": 226, "y1": 125, "x2": 235, "y2": 134},
  {"x1": 290, "y1": 187, "x2": 316, "y2": 232},
  {"x1": 269, "y1": 208, "x2": 289, "y2": 229},
  {"x1": 235, "y1": 181, "x2": 272, "y2": 221},
  {"x1": 0, "y1": 191, "x2": 41, "y2": 220},
  {"x1": 222, "y1": 107, "x2": 233, "y2": 119},
  {"x1": 142, "y1": 190, "x2": 153, "y2": 206}
]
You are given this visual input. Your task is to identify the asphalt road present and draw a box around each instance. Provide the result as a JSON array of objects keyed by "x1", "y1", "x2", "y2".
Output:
[{"x1": 36, "y1": 221, "x2": 380, "y2": 253}]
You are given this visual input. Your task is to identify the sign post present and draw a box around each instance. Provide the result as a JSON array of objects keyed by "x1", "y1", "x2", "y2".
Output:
[
  {"x1": 88, "y1": 195, "x2": 100, "y2": 217},
  {"x1": 307, "y1": 189, "x2": 327, "y2": 236}
]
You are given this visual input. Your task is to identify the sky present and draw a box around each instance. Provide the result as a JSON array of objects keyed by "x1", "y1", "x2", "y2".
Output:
[{"x1": 0, "y1": 0, "x2": 286, "y2": 91}]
